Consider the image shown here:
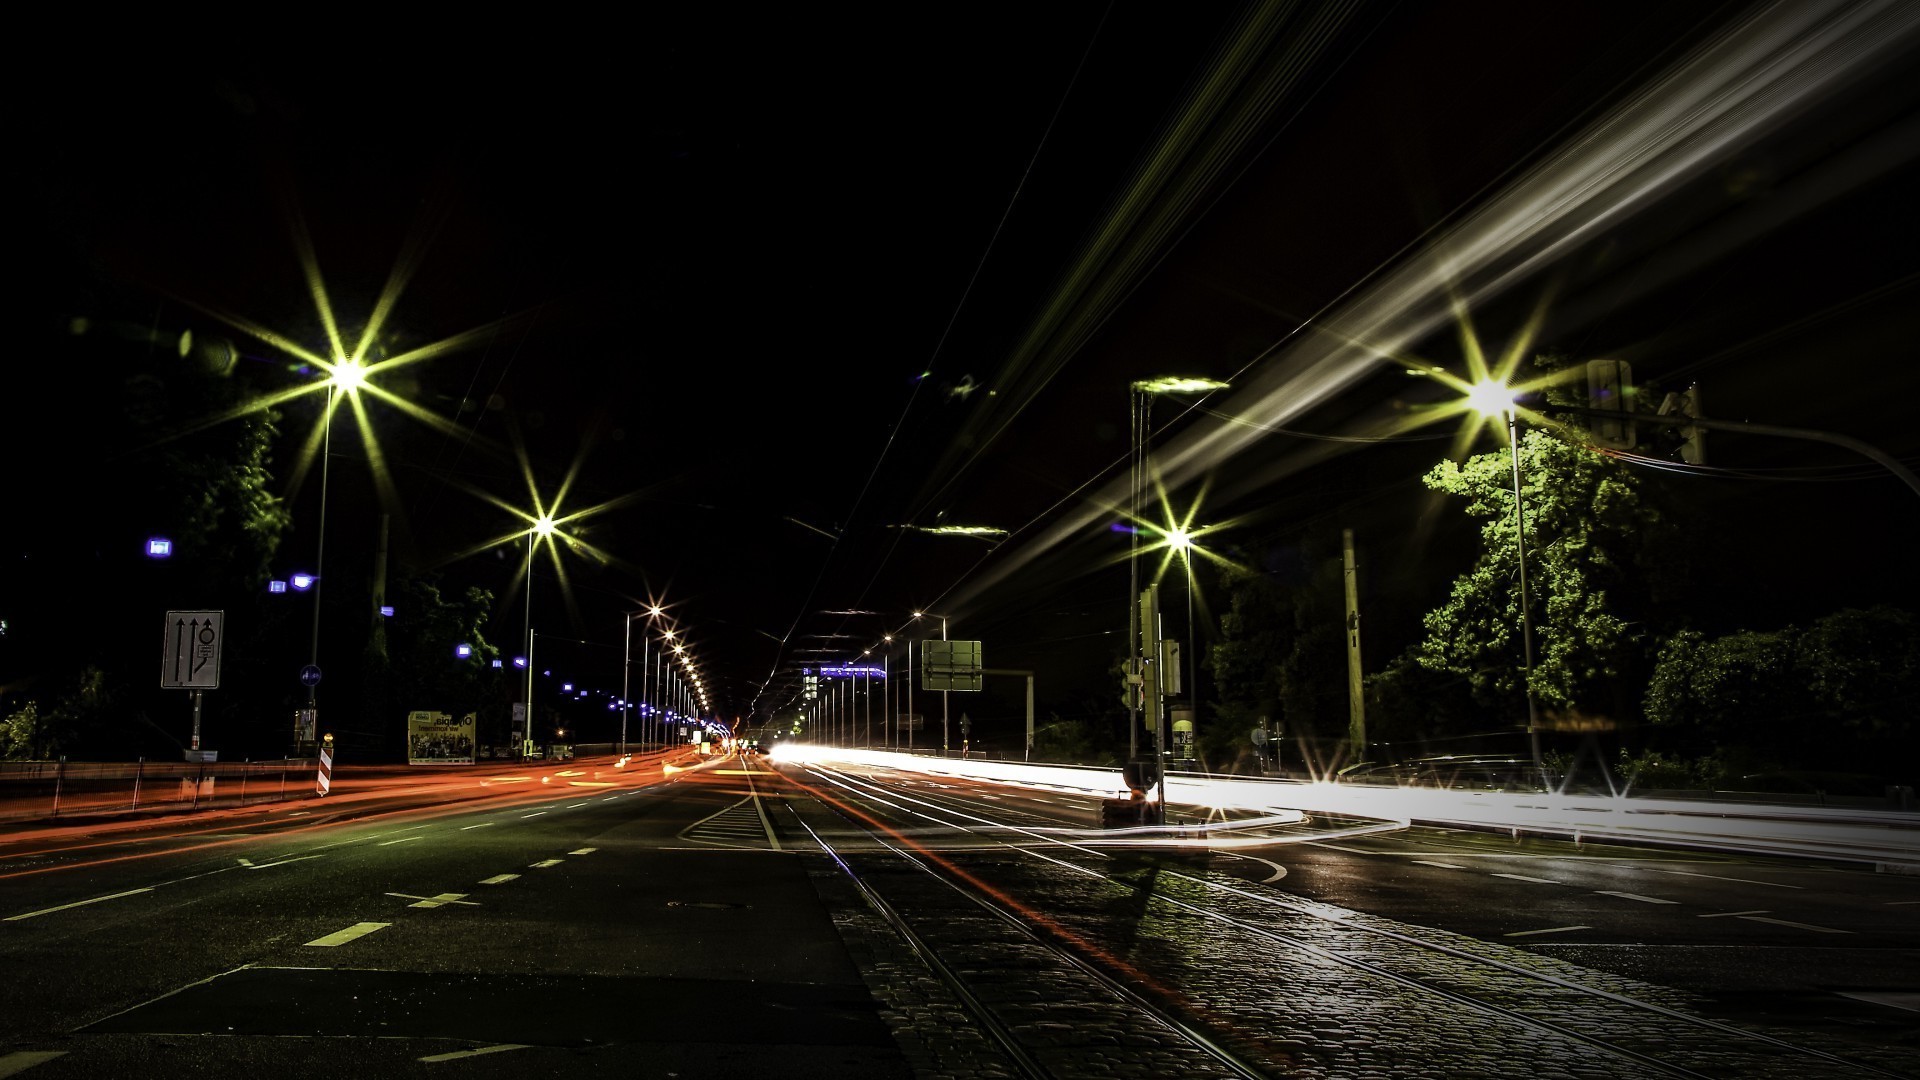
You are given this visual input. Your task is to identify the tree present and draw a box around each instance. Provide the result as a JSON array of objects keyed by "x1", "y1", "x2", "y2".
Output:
[
  {"x1": 1417, "y1": 369, "x2": 1675, "y2": 723},
  {"x1": 1207, "y1": 555, "x2": 1347, "y2": 769},
  {"x1": 1645, "y1": 606, "x2": 1919, "y2": 783}
]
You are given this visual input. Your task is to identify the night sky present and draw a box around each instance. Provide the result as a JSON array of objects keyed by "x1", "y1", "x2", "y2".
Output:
[{"x1": 10, "y1": 2, "x2": 1920, "y2": 741}]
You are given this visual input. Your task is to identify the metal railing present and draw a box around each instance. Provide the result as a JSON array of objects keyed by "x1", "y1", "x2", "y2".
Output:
[{"x1": 0, "y1": 757, "x2": 318, "y2": 822}]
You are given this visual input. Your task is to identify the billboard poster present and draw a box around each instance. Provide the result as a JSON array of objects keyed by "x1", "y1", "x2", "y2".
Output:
[{"x1": 407, "y1": 710, "x2": 476, "y2": 764}]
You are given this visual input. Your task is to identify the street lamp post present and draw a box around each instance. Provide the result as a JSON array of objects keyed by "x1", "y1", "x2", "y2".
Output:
[
  {"x1": 521, "y1": 515, "x2": 556, "y2": 758},
  {"x1": 913, "y1": 612, "x2": 949, "y2": 755},
  {"x1": 621, "y1": 606, "x2": 664, "y2": 755},
  {"x1": 1128, "y1": 376, "x2": 1228, "y2": 767},
  {"x1": 1169, "y1": 527, "x2": 1201, "y2": 766},
  {"x1": 1468, "y1": 380, "x2": 1543, "y2": 771}
]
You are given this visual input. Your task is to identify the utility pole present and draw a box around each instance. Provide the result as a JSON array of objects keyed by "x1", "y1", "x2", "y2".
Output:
[{"x1": 1342, "y1": 528, "x2": 1365, "y2": 758}]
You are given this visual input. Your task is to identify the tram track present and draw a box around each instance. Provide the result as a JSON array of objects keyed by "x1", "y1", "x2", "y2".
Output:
[{"x1": 783, "y1": 761, "x2": 1916, "y2": 1080}]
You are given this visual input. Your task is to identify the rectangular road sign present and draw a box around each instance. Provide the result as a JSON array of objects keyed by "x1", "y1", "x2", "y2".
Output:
[
  {"x1": 161, "y1": 610, "x2": 224, "y2": 689},
  {"x1": 920, "y1": 639, "x2": 983, "y2": 691}
]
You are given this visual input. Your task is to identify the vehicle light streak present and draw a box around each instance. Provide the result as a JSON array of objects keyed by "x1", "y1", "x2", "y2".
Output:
[
  {"x1": 783, "y1": 769, "x2": 1193, "y2": 1007},
  {"x1": 777, "y1": 747, "x2": 1920, "y2": 867}
]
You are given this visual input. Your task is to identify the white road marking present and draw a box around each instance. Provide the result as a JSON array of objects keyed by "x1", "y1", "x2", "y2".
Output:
[
  {"x1": 1644, "y1": 868, "x2": 1801, "y2": 888},
  {"x1": 529, "y1": 859, "x2": 564, "y2": 868},
  {"x1": 478, "y1": 874, "x2": 520, "y2": 885},
  {"x1": 303, "y1": 922, "x2": 391, "y2": 947},
  {"x1": 1888, "y1": 900, "x2": 1920, "y2": 906},
  {"x1": 1492, "y1": 873, "x2": 1563, "y2": 884},
  {"x1": 1699, "y1": 909, "x2": 1770, "y2": 918},
  {"x1": 379, "y1": 836, "x2": 425, "y2": 846},
  {"x1": 1412, "y1": 860, "x2": 1469, "y2": 870},
  {"x1": 419, "y1": 1044, "x2": 531, "y2": 1063},
  {"x1": 1225, "y1": 853, "x2": 1288, "y2": 883},
  {"x1": 567, "y1": 801, "x2": 590, "y2": 807},
  {"x1": 0, "y1": 1051, "x2": 66, "y2": 1077},
  {"x1": 1505, "y1": 925, "x2": 1591, "y2": 937},
  {"x1": 1838, "y1": 991, "x2": 1920, "y2": 1012},
  {"x1": 4, "y1": 888, "x2": 154, "y2": 922},
  {"x1": 521, "y1": 812, "x2": 548, "y2": 819},
  {"x1": 244, "y1": 854, "x2": 325, "y2": 870},
  {"x1": 1307, "y1": 842, "x2": 1378, "y2": 855},
  {"x1": 286, "y1": 811, "x2": 312, "y2": 817},
  {"x1": 1595, "y1": 891, "x2": 1679, "y2": 904},
  {"x1": 460, "y1": 822, "x2": 496, "y2": 831},
  {"x1": 568, "y1": 847, "x2": 598, "y2": 855},
  {"x1": 402, "y1": 892, "x2": 474, "y2": 909},
  {"x1": 1738, "y1": 915, "x2": 1850, "y2": 934}
]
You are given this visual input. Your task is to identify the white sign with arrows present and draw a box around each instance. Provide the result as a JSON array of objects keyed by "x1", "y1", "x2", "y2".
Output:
[{"x1": 162, "y1": 610, "x2": 224, "y2": 689}]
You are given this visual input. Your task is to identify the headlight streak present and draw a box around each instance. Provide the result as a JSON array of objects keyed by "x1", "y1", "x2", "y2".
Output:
[
  {"x1": 778, "y1": 747, "x2": 1920, "y2": 867},
  {"x1": 795, "y1": 759, "x2": 1336, "y2": 854},
  {"x1": 930, "y1": 0, "x2": 1920, "y2": 615}
]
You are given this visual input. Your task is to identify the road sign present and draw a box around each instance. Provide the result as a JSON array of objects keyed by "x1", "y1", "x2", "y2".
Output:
[
  {"x1": 161, "y1": 610, "x2": 224, "y2": 689},
  {"x1": 299, "y1": 664, "x2": 323, "y2": 687},
  {"x1": 920, "y1": 639, "x2": 984, "y2": 691}
]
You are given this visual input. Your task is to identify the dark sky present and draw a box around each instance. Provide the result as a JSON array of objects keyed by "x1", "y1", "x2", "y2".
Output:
[{"x1": 14, "y1": 2, "x2": 1920, "y2": 733}]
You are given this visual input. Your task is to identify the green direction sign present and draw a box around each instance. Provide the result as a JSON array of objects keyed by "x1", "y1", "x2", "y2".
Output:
[{"x1": 920, "y1": 639, "x2": 983, "y2": 691}]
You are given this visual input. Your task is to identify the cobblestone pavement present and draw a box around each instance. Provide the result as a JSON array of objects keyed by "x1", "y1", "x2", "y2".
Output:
[{"x1": 771, "y1": 777, "x2": 1919, "y2": 1080}]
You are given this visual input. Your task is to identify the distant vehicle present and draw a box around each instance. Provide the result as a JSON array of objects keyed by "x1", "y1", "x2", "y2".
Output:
[{"x1": 547, "y1": 744, "x2": 574, "y2": 762}]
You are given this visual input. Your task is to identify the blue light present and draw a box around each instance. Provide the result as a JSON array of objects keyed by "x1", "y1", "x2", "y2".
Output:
[
  {"x1": 562, "y1": 682, "x2": 573, "y2": 692},
  {"x1": 455, "y1": 643, "x2": 473, "y2": 659},
  {"x1": 380, "y1": 605, "x2": 395, "y2": 617},
  {"x1": 268, "y1": 580, "x2": 288, "y2": 594},
  {"x1": 491, "y1": 659, "x2": 502, "y2": 668},
  {"x1": 513, "y1": 656, "x2": 527, "y2": 668},
  {"x1": 291, "y1": 573, "x2": 316, "y2": 591},
  {"x1": 1109, "y1": 523, "x2": 1139, "y2": 534},
  {"x1": 146, "y1": 538, "x2": 172, "y2": 558}
]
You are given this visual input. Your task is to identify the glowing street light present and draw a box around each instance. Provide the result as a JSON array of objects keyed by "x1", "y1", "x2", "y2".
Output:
[
  {"x1": 1467, "y1": 378, "x2": 1543, "y2": 770},
  {"x1": 1128, "y1": 375, "x2": 1228, "y2": 775},
  {"x1": 622, "y1": 604, "x2": 666, "y2": 755}
]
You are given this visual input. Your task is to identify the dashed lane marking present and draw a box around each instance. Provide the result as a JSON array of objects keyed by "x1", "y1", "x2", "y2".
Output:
[
  {"x1": 5, "y1": 888, "x2": 153, "y2": 922},
  {"x1": 383, "y1": 892, "x2": 478, "y2": 909},
  {"x1": 419, "y1": 1045, "x2": 531, "y2": 1063},
  {"x1": 1699, "y1": 910, "x2": 1769, "y2": 918},
  {"x1": 1738, "y1": 915, "x2": 1850, "y2": 934},
  {"x1": 303, "y1": 922, "x2": 391, "y2": 947},
  {"x1": 1306, "y1": 842, "x2": 1378, "y2": 855},
  {"x1": 1595, "y1": 891, "x2": 1679, "y2": 904},
  {"x1": 1505, "y1": 925, "x2": 1592, "y2": 937},
  {"x1": 529, "y1": 859, "x2": 564, "y2": 869},
  {"x1": 568, "y1": 847, "x2": 597, "y2": 855},
  {"x1": 478, "y1": 874, "x2": 520, "y2": 885},
  {"x1": 460, "y1": 822, "x2": 495, "y2": 830},
  {"x1": 1412, "y1": 860, "x2": 1469, "y2": 870},
  {"x1": 1492, "y1": 873, "x2": 1563, "y2": 884},
  {"x1": 521, "y1": 812, "x2": 548, "y2": 819},
  {"x1": 1644, "y1": 868, "x2": 1801, "y2": 888},
  {"x1": 379, "y1": 836, "x2": 425, "y2": 846}
]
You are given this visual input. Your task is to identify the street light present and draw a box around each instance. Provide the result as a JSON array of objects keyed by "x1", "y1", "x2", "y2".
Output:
[
  {"x1": 1167, "y1": 525, "x2": 1202, "y2": 765},
  {"x1": 1128, "y1": 375, "x2": 1228, "y2": 773},
  {"x1": 1467, "y1": 379, "x2": 1543, "y2": 771},
  {"x1": 521, "y1": 514, "x2": 556, "y2": 758},
  {"x1": 621, "y1": 605, "x2": 664, "y2": 755},
  {"x1": 913, "y1": 611, "x2": 950, "y2": 755},
  {"x1": 299, "y1": 358, "x2": 368, "y2": 752}
]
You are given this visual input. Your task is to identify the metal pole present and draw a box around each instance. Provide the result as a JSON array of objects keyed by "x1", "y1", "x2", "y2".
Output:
[
  {"x1": 522, "y1": 527, "x2": 535, "y2": 758},
  {"x1": 621, "y1": 615, "x2": 632, "y2": 756},
  {"x1": 307, "y1": 382, "x2": 334, "y2": 726},
  {"x1": 1128, "y1": 389, "x2": 1142, "y2": 761},
  {"x1": 1506, "y1": 410, "x2": 1542, "y2": 771},
  {"x1": 907, "y1": 638, "x2": 915, "y2": 751},
  {"x1": 941, "y1": 616, "x2": 949, "y2": 756}
]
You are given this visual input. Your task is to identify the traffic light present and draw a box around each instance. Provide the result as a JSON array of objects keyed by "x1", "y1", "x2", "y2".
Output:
[
  {"x1": 1585, "y1": 359, "x2": 1636, "y2": 449},
  {"x1": 1659, "y1": 382, "x2": 1707, "y2": 464}
]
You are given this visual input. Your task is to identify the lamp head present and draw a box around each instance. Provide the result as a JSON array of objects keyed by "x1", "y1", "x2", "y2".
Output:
[{"x1": 1466, "y1": 379, "x2": 1516, "y2": 418}]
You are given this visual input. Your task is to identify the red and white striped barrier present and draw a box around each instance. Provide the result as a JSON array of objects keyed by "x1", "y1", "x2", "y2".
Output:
[{"x1": 316, "y1": 742, "x2": 333, "y2": 796}]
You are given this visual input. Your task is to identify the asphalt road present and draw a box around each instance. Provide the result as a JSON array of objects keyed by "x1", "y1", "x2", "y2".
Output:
[
  {"x1": 0, "y1": 750, "x2": 906, "y2": 1079},
  {"x1": 1, "y1": 751, "x2": 1914, "y2": 1078}
]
